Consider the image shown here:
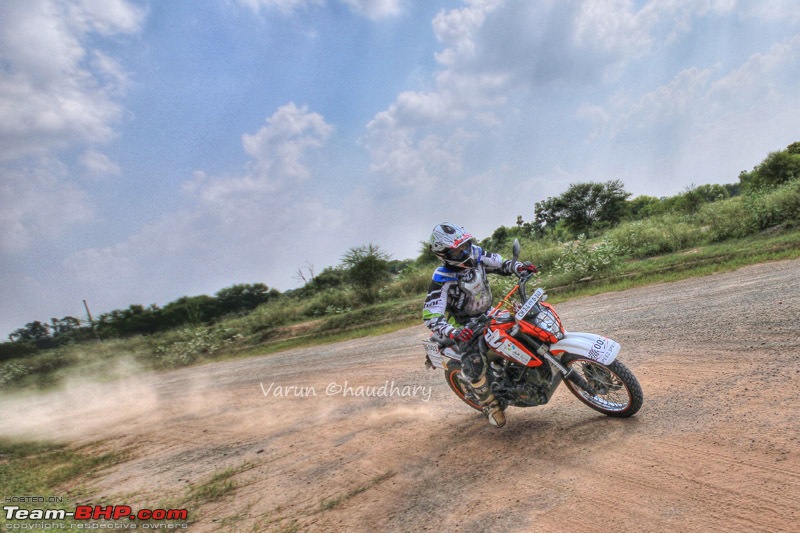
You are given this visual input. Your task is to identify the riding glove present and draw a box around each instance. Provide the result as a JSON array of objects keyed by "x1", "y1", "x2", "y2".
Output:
[{"x1": 451, "y1": 327, "x2": 474, "y2": 342}]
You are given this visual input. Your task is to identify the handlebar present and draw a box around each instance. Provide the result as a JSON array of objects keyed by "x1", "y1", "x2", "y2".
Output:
[{"x1": 518, "y1": 270, "x2": 533, "y2": 303}]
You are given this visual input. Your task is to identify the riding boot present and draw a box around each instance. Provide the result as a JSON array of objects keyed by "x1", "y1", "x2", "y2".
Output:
[{"x1": 470, "y1": 374, "x2": 506, "y2": 428}]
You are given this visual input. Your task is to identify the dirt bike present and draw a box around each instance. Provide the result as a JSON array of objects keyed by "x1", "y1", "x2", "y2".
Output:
[{"x1": 423, "y1": 240, "x2": 643, "y2": 421}]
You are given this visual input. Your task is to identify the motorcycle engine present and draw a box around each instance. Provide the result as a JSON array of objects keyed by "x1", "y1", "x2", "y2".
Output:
[{"x1": 490, "y1": 361, "x2": 552, "y2": 407}]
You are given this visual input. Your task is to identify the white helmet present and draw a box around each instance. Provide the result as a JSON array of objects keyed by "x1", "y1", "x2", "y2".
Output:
[{"x1": 429, "y1": 223, "x2": 475, "y2": 268}]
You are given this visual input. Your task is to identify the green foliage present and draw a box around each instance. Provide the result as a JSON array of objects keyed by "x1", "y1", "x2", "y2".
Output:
[
  {"x1": 5, "y1": 141, "x2": 800, "y2": 383},
  {"x1": 302, "y1": 288, "x2": 356, "y2": 317},
  {"x1": 160, "y1": 295, "x2": 218, "y2": 327},
  {"x1": 698, "y1": 196, "x2": 754, "y2": 241},
  {"x1": 739, "y1": 144, "x2": 800, "y2": 192},
  {"x1": 608, "y1": 215, "x2": 702, "y2": 257},
  {"x1": 97, "y1": 304, "x2": 162, "y2": 337},
  {"x1": 341, "y1": 243, "x2": 392, "y2": 304},
  {"x1": 533, "y1": 180, "x2": 631, "y2": 237},
  {"x1": 699, "y1": 179, "x2": 800, "y2": 241},
  {"x1": 154, "y1": 326, "x2": 243, "y2": 368},
  {"x1": 214, "y1": 283, "x2": 281, "y2": 315},
  {"x1": 8, "y1": 320, "x2": 51, "y2": 342},
  {"x1": 0, "y1": 340, "x2": 37, "y2": 362},
  {"x1": 552, "y1": 235, "x2": 626, "y2": 282},
  {"x1": 379, "y1": 266, "x2": 431, "y2": 300},
  {"x1": 746, "y1": 177, "x2": 800, "y2": 229},
  {"x1": 625, "y1": 195, "x2": 662, "y2": 220}
]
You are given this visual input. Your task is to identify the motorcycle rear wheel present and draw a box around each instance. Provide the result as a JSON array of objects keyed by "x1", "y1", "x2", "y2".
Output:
[
  {"x1": 443, "y1": 361, "x2": 482, "y2": 412},
  {"x1": 561, "y1": 354, "x2": 643, "y2": 417}
]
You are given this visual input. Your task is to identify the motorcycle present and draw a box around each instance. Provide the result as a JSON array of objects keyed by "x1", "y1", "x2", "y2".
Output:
[{"x1": 423, "y1": 240, "x2": 643, "y2": 421}]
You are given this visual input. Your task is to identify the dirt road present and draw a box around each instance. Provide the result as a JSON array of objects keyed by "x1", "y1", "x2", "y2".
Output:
[{"x1": 3, "y1": 258, "x2": 799, "y2": 532}]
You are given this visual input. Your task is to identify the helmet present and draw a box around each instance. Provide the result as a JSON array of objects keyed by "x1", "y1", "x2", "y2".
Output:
[{"x1": 429, "y1": 223, "x2": 475, "y2": 268}]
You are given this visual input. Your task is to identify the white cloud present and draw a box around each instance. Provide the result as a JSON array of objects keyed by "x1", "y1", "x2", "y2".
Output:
[
  {"x1": 0, "y1": 159, "x2": 93, "y2": 253},
  {"x1": 63, "y1": 103, "x2": 340, "y2": 310},
  {"x1": 0, "y1": 0, "x2": 145, "y2": 259},
  {"x1": 236, "y1": 0, "x2": 404, "y2": 18},
  {"x1": 185, "y1": 102, "x2": 333, "y2": 204},
  {"x1": 362, "y1": 0, "x2": 669, "y2": 191},
  {"x1": 80, "y1": 149, "x2": 121, "y2": 177},
  {"x1": 340, "y1": 0, "x2": 404, "y2": 20},
  {"x1": 0, "y1": 0, "x2": 145, "y2": 160}
]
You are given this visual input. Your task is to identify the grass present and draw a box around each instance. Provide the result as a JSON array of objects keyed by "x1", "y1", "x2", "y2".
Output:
[
  {"x1": 187, "y1": 465, "x2": 242, "y2": 504},
  {"x1": 0, "y1": 225, "x2": 796, "y2": 529},
  {"x1": 0, "y1": 439, "x2": 130, "y2": 528},
  {"x1": 318, "y1": 471, "x2": 396, "y2": 511},
  {"x1": 542, "y1": 229, "x2": 800, "y2": 302},
  {"x1": 2, "y1": 227, "x2": 799, "y2": 393}
]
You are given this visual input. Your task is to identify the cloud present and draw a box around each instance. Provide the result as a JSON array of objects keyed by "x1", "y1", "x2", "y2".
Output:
[
  {"x1": 80, "y1": 149, "x2": 121, "y2": 177},
  {"x1": 0, "y1": 0, "x2": 145, "y2": 160},
  {"x1": 62, "y1": 103, "x2": 341, "y2": 310},
  {"x1": 0, "y1": 0, "x2": 145, "y2": 258},
  {"x1": 0, "y1": 159, "x2": 93, "y2": 253},
  {"x1": 364, "y1": 0, "x2": 800, "y2": 202},
  {"x1": 236, "y1": 0, "x2": 404, "y2": 19},
  {"x1": 361, "y1": 0, "x2": 666, "y2": 190},
  {"x1": 572, "y1": 32, "x2": 800, "y2": 193},
  {"x1": 340, "y1": 0, "x2": 405, "y2": 20}
]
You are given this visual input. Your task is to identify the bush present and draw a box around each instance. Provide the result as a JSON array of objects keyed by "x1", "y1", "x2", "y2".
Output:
[
  {"x1": 379, "y1": 267, "x2": 431, "y2": 299},
  {"x1": 0, "y1": 341, "x2": 38, "y2": 362},
  {"x1": 301, "y1": 288, "x2": 356, "y2": 317},
  {"x1": 552, "y1": 235, "x2": 626, "y2": 282},
  {"x1": 518, "y1": 239, "x2": 569, "y2": 271},
  {"x1": 698, "y1": 180, "x2": 800, "y2": 241},
  {"x1": 747, "y1": 179, "x2": 800, "y2": 230},
  {"x1": 697, "y1": 196, "x2": 754, "y2": 242},
  {"x1": 153, "y1": 327, "x2": 243, "y2": 369},
  {"x1": 608, "y1": 215, "x2": 701, "y2": 257}
]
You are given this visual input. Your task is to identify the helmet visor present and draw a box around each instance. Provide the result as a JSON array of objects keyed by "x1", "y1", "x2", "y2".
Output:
[{"x1": 445, "y1": 241, "x2": 472, "y2": 263}]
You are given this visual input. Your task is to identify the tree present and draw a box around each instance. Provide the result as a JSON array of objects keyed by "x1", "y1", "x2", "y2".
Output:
[
  {"x1": 625, "y1": 195, "x2": 662, "y2": 220},
  {"x1": 739, "y1": 144, "x2": 800, "y2": 192},
  {"x1": 534, "y1": 180, "x2": 631, "y2": 236},
  {"x1": 214, "y1": 283, "x2": 280, "y2": 316},
  {"x1": 50, "y1": 316, "x2": 81, "y2": 337},
  {"x1": 8, "y1": 321, "x2": 51, "y2": 342},
  {"x1": 160, "y1": 295, "x2": 217, "y2": 327},
  {"x1": 341, "y1": 243, "x2": 391, "y2": 304},
  {"x1": 96, "y1": 304, "x2": 162, "y2": 337},
  {"x1": 672, "y1": 183, "x2": 732, "y2": 213}
]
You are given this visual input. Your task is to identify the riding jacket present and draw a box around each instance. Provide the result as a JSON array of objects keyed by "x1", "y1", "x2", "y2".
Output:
[{"x1": 422, "y1": 245, "x2": 515, "y2": 339}]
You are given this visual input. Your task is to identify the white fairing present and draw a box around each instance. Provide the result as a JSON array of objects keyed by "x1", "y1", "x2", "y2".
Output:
[
  {"x1": 422, "y1": 342, "x2": 462, "y2": 370},
  {"x1": 550, "y1": 332, "x2": 620, "y2": 365}
]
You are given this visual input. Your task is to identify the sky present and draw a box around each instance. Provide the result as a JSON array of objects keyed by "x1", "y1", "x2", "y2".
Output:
[{"x1": 1, "y1": 0, "x2": 800, "y2": 337}]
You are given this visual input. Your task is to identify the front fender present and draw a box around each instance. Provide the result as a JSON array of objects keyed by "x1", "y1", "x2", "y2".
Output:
[{"x1": 550, "y1": 332, "x2": 620, "y2": 365}]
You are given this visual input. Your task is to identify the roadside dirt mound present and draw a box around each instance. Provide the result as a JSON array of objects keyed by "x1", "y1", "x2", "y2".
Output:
[{"x1": 2, "y1": 258, "x2": 798, "y2": 532}]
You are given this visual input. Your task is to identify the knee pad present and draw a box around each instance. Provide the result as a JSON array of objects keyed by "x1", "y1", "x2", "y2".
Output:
[{"x1": 461, "y1": 353, "x2": 485, "y2": 382}]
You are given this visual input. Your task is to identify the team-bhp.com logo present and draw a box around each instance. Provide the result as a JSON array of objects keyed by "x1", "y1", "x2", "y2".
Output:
[{"x1": 4, "y1": 504, "x2": 188, "y2": 525}]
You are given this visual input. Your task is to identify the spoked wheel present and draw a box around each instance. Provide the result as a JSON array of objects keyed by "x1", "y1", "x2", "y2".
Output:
[
  {"x1": 443, "y1": 361, "x2": 482, "y2": 412},
  {"x1": 561, "y1": 353, "x2": 643, "y2": 417}
]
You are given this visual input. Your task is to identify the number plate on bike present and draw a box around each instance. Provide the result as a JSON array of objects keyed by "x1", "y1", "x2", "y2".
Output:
[
  {"x1": 422, "y1": 341, "x2": 445, "y2": 369},
  {"x1": 515, "y1": 288, "x2": 544, "y2": 321}
]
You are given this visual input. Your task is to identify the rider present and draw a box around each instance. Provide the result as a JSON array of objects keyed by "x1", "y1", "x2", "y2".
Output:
[{"x1": 423, "y1": 222, "x2": 538, "y2": 428}]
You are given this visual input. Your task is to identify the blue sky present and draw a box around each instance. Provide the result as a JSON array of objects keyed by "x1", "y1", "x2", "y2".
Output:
[{"x1": 2, "y1": 0, "x2": 800, "y2": 337}]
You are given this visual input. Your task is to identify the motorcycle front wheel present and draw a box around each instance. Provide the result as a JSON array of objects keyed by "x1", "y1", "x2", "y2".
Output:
[
  {"x1": 443, "y1": 360, "x2": 483, "y2": 412},
  {"x1": 560, "y1": 354, "x2": 643, "y2": 417}
]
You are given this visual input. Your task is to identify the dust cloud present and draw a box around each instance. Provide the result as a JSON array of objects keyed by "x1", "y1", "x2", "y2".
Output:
[{"x1": 0, "y1": 359, "x2": 163, "y2": 442}]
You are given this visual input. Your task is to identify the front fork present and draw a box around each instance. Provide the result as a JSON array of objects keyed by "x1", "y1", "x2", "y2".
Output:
[{"x1": 530, "y1": 338, "x2": 598, "y2": 396}]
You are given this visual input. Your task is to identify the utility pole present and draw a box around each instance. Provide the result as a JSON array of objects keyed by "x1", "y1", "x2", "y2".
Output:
[{"x1": 83, "y1": 299, "x2": 99, "y2": 339}]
